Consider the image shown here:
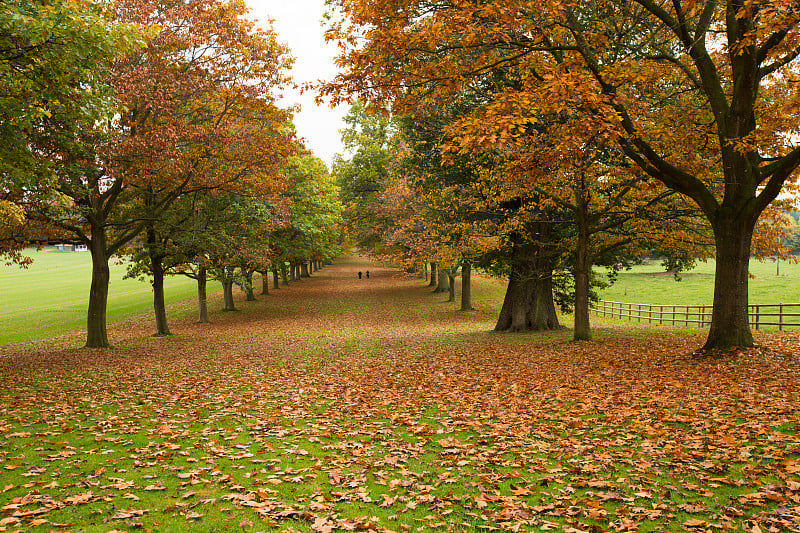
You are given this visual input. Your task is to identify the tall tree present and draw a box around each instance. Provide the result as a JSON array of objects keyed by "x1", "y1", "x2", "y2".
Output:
[
  {"x1": 332, "y1": 100, "x2": 396, "y2": 250},
  {"x1": 320, "y1": 0, "x2": 800, "y2": 350},
  {"x1": 0, "y1": 0, "x2": 147, "y2": 264},
  {"x1": 18, "y1": 0, "x2": 295, "y2": 347}
]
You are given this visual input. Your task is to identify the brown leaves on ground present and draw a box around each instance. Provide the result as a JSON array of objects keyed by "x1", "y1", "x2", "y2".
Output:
[{"x1": 0, "y1": 258, "x2": 798, "y2": 532}]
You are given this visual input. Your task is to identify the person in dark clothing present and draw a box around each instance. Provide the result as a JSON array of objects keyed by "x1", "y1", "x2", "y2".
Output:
[
  {"x1": 358, "y1": 271, "x2": 362, "y2": 279},
  {"x1": 365, "y1": 271, "x2": 370, "y2": 278}
]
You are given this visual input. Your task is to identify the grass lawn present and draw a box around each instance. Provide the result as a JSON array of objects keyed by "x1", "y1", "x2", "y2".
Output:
[
  {"x1": 0, "y1": 257, "x2": 798, "y2": 532},
  {"x1": 0, "y1": 248, "x2": 221, "y2": 345},
  {"x1": 597, "y1": 257, "x2": 800, "y2": 305}
]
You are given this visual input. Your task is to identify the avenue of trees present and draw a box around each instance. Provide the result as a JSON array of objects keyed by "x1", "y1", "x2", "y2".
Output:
[
  {"x1": 321, "y1": 0, "x2": 800, "y2": 350},
  {"x1": 1, "y1": 0, "x2": 343, "y2": 347}
]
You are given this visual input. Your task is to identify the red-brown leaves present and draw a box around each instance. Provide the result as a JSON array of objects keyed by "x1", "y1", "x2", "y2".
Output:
[{"x1": 0, "y1": 260, "x2": 798, "y2": 530}]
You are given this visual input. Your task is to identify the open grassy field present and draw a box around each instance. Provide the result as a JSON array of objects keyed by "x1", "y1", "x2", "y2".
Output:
[
  {"x1": 0, "y1": 257, "x2": 798, "y2": 532},
  {"x1": 0, "y1": 248, "x2": 220, "y2": 345},
  {"x1": 597, "y1": 257, "x2": 800, "y2": 305}
]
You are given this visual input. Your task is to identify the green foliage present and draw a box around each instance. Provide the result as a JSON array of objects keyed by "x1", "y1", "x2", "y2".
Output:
[
  {"x1": 276, "y1": 154, "x2": 344, "y2": 263},
  {"x1": 0, "y1": 0, "x2": 147, "y2": 189},
  {"x1": 332, "y1": 100, "x2": 396, "y2": 248}
]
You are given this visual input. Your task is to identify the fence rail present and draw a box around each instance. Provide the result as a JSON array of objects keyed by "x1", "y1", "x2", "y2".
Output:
[{"x1": 590, "y1": 300, "x2": 800, "y2": 330}]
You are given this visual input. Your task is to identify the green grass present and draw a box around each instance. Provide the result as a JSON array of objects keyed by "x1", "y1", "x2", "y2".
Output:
[
  {"x1": 597, "y1": 257, "x2": 800, "y2": 305},
  {"x1": 0, "y1": 257, "x2": 797, "y2": 532},
  {"x1": 0, "y1": 247, "x2": 220, "y2": 345}
]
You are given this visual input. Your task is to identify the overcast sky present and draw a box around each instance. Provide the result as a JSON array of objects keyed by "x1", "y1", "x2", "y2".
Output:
[{"x1": 245, "y1": 0, "x2": 347, "y2": 169}]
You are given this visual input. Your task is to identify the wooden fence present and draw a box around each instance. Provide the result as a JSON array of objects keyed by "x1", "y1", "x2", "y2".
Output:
[{"x1": 590, "y1": 300, "x2": 800, "y2": 330}]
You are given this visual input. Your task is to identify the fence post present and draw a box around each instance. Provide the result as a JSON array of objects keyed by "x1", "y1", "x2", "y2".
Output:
[
  {"x1": 755, "y1": 305, "x2": 760, "y2": 331},
  {"x1": 780, "y1": 303, "x2": 784, "y2": 331}
]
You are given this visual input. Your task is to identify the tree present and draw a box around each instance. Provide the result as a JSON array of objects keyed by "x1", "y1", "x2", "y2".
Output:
[
  {"x1": 0, "y1": 0, "x2": 147, "y2": 264},
  {"x1": 276, "y1": 154, "x2": 344, "y2": 272},
  {"x1": 320, "y1": 0, "x2": 800, "y2": 350},
  {"x1": 16, "y1": 0, "x2": 295, "y2": 347},
  {"x1": 332, "y1": 101, "x2": 396, "y2": 250}
]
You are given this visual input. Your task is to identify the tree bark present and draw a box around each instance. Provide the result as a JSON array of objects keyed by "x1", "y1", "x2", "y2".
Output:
[
  {"x1": 495, "y1": 228, "x2": 560, "y2": 332},
  {"x1": 460, "y1": 261, "x2": 474, "y2": 311},
  {"x1": 146, "y1": 227, "x2": 170, "y2": 337},
  {"x1": 260, "y1": 270, "x2": 269, "y2": 295},
  {"x1": 222, "y1": 278, "x2": 236, "y2": 311},
  {"x1": 244, "y1": 271, "x2": 256, "y2": 301},
  {"x1": 703, "y1": 215, "x2": 755, "y2": 350},
  {"x1": 272, "y1": 267, "x2": 280, "y2": 289},
  {"x1": 86, "y1": 228, "x2": 110, "y2": 348},
  {"x1": 197, "y1": 266, "x2": 209, "y2": 323},
  {"x1": 447, "y1": 268, "x2": 456, "y2": 302},
  {"x1": 280, "y1": 263, "x2": 289, "y2": 286},
  {"x1": 428, "y1": 262, "x2": 437, "y2": 287},
  {"x1": 301, "y1": 263, "x2": 310, "y2": 277},
  {"x1": 573, "y1": 194, "x2": 591, "y2": 341},
  {"x1": 434, "y1": 267, "x2": 449, "y2": 293}
]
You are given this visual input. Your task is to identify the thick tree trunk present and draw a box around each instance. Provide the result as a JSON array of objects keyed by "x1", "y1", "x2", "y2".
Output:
[
  {"x1": 703, "y1": 217, "x2": 755, "y2": 350},
  {"x1": 301, "y1": 263, "x2": 310, "y2": 278},
  {"x1": 86, "y1": 230, "x2": 110, "y2": 348},
  {"x1": 460, "y1": 261, "x2": 474, "y2": 311},
  {"x1": 272, "y1": 268, "x2": 280, "y2": 289},
  {"x1": 197, "y1": 266, "x2": 209, "y2": 323},
  {"x1": 428, "y1": 262, "x2": 437, "y2": 287},
  {"x1": 260, "y1": 270, "x2": 269, "y2": 295},
  {"x1": 495, "y1": 230, "x2": 560, "y2": 332},
  {"x1": 434, "y1": 268, "x2": 449, "y2": 293},
  {"x1": 222, "y1": 279, "x2": 236, "y2": 311},
  {"x1": 422, "y1": 261, "x2": 428, "y2": 280},
  {"x1": 146, "y1": 227, "x2": 170, "y2": 337},
  {"x1": 281, "y1": 263, "x2": 289, "y2": 286},
  {"x1": 573, "y1": 198, "x2": 591, "y2": 341},
  {"x1": 244, "y1": 271, "x2": 256, "y2": 301}
]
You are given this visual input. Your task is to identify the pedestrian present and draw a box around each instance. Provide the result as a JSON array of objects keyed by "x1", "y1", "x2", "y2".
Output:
[
  {"x1": 366, "y1": 270, "x2": 370, "y2": 278},
  {"x1": 358, "y1": 271, "x2": 362, "y2": 279}
]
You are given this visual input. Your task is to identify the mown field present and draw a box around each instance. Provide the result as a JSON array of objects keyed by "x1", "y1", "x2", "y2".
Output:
[
  {"x1": 0, "y1": 248, "x2": 214, "y2": 345},
  {"x1": 0, "y1": 257, "x2": 798, "y2": 532},
  {"x1": 596, "y1": 258, "x2": 800, "y2": 305}
]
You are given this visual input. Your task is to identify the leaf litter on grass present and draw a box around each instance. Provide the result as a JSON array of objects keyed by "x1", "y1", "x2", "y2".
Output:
[{"x1": 0, "y1": 259, "x2": 799, "y2": 532}]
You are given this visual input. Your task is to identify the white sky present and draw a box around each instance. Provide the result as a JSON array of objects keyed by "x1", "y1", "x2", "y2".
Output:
[{"x1": 245, "y1": 0, "x2": 347, "y2": 169}]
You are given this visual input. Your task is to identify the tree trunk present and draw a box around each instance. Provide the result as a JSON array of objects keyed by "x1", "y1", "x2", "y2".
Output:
[
  {"x1": 434, "y1": 268, "x2": 449, "y2": 293},
  {"x1": 260, "y1": 270, "x2": 269, "y2": 295},
  {"x1": 428, "y1": 262, "x2": 437, "y2": 287},
  {"x1": 495, "y1": 229, "x2": 560, "y2": 332},
  {"x1": 86, "y1": 229, "x2": 110, "y2": 348},
  {"x1": 222, "y1": 279, "x2": 236, "y2": 311},
  {"x1": 460, "y1": 261, "x2": 473, "y2": 311},
  {"x1": 281, "y1": 263, "x2": 289, "y2": 286},
  {"x1": 573, "y1": 195, "x2": 591, "y2": 341},
  {"x1": 447, "y1": 268, "x2": 456, "y2": 302},
  {"x1": 703, "y1": 216, "x2": 755, "y2": 350},
  {"x1": 197, "y1": 266, "x2": 209, "y2": 323},
  {"x1": 146, "y1": 227, "x2": 170, "y2": 337},
  {"x1": 244, "y1": 271, "x2": 256, "y2": 301},
  {"x1": 272, "y1": 268, "x2": 280, "y2": 289},
  {"x1": 422, "y1": 261, "x2": 428, "y2": 280},
  {"x1": 301, "y1": 263, "x2": 310, "y2": 278}
]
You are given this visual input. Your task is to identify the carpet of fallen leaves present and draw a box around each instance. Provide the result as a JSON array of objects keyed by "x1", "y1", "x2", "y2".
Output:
[{"x1": 1, "y1": 258, "x2": 799, "y2": 533}]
